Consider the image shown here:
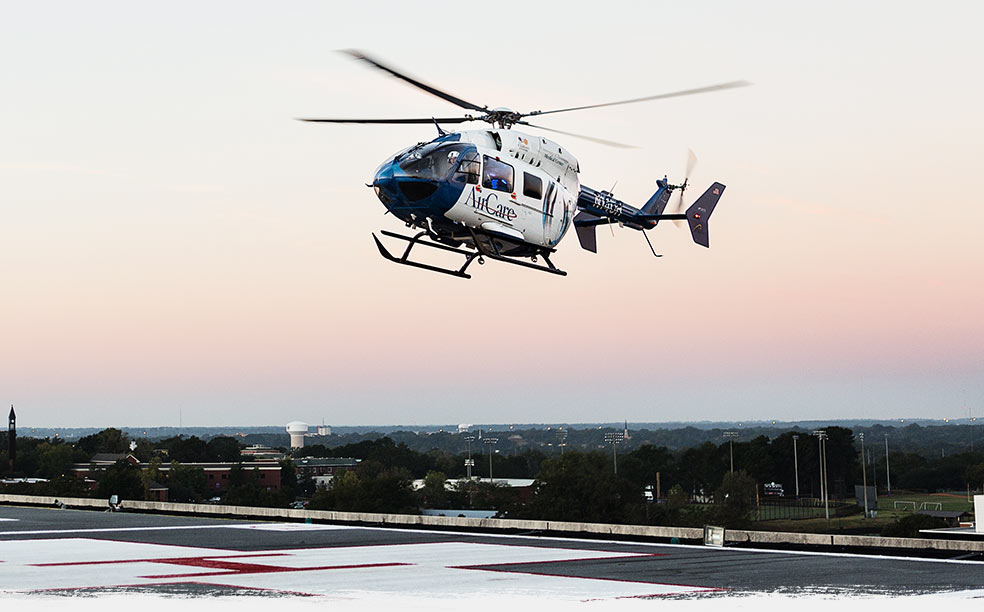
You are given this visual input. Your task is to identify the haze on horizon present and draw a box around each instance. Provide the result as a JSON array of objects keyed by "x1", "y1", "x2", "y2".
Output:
[{"x1": 2, "y1": 2, "x2": 982, "y2": 429}]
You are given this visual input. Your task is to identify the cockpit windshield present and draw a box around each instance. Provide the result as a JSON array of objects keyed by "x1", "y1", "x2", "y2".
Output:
[{"x1": 397, "y1": 143, "x2": 475, "y2": 181}]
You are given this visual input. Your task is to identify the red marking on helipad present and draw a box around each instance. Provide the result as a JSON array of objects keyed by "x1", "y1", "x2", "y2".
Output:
[
  {"x1": 140, "y1": 560, "x2": 412, "y2": 580},
  {"x1": 32, "y1": 553, "x2": 411, "y2": 580},
  {"x1": 32, "y1": 553, "x2": 289, "y2": 567}
]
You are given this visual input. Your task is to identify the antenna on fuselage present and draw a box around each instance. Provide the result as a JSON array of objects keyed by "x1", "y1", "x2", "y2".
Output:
[{"x1": 432, "y1": 118, "x2": 448, "y2": 137}]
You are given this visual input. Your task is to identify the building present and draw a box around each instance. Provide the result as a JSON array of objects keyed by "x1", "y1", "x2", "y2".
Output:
[
  {"x1": 146, "y1": 480, "x2": 169, "y2": 502},
  {"x1": 917, "y1": 510, "x2": 974, "y2": 528},
  {"x1": 294, "y1": 457, "x2": 360, "y2": 489},
  {"x1": 240, "y1": 445, "x2": 286, "y2": 461},
  {"x1": 167, "y1": 462, "x2": 282, "y2": 494},
  {"x1": 86, "y1": 453, "x2": 140, "y2": 467},
  {"x1": 69, "y1": 460, "x2": 283, "y2": 496}
]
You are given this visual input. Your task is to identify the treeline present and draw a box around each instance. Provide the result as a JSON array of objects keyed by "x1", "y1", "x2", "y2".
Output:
[
  {"x1": 0, "y1": 428, "x2": 294, "y2": 506},
  {"x1": 241, "y1": 422, "x2": 984, "y2": 461},
  {"x1": 4, "y1": 426, "x2": 984, "y2": 530}
]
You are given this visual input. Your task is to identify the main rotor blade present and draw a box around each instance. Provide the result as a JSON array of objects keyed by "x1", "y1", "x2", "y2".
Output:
[
  {"x1": 526, "y1": 80, "x2": 752, "y2": 117},
  {"x1": 518, "y1": 121, "x2": 636, "y2": 149},
  {"x1": 342, "y1": 49, "x2": 488, "y2": 113},
  {"x1": 298, "y1": 116, "x2": 474, "y2": 125},
  {"x1": 685, "y1": 148, "x2": 698, "y2": 178}
]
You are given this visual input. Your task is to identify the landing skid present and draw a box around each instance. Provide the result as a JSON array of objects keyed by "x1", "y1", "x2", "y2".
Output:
[{"x1": 372, "y1": 230, "x2": 567, "y2": 279}]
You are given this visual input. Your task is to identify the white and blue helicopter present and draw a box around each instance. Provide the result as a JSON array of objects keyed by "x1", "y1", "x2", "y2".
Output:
[{"x1": 303, "y1": 51, "x2": 748, "y2": 278}]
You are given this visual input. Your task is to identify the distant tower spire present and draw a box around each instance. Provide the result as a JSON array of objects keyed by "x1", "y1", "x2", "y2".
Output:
[{"x1": 7, "y1": 405, "x2": 15, "y2": 474}]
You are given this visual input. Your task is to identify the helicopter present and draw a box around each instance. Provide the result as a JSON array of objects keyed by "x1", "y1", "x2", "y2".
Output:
[{"x1": 302, "y1": 51, "x2": 748, "y2": 279}]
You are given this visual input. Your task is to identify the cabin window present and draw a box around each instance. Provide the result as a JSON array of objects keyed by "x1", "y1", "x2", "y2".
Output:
[
  {"x1": 452, "y1": 150, "x2": 480, "y2": 184},
  {"x1": 483, "y1": 155, "x2": 514, "y2": 192},
  {"x1": 523, "y1": 172, "x2": 542, "y2": 199}
]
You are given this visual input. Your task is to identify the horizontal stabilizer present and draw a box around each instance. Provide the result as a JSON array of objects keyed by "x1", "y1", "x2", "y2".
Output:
[
  {"x1": 573, "y1": 211, "x2": 600, "y2": 253},
  {"x1": 686, "y1": 182, "x2": 725, "y2": 247}
]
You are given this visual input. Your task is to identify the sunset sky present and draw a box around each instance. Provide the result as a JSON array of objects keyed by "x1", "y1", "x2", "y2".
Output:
[{"x1": 2, "y1": 2, "x2": 982, "y2": 428}]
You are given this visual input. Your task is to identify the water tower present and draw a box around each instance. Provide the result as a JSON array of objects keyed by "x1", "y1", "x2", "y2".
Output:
[{"x1": 286, "y1": 421, "x2": 308, "y2": 449}]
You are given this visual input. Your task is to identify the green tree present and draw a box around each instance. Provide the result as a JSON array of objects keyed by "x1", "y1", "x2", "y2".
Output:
[
  {"x1": 167, "y1": 462, "x2": 207, "y2": 502},
  {"x1": 159, "y1": 436, "x2": 208, "y2": 463},
  {"x1": 77, "y1": 428, "x2": 129, "y2": 456},
  {"x1": 96, "y1": 460, "x2": 143, "y2": 501},
  {"x1": 619, "y1": 444, "x2": 676, "y2": 494},
  {"x1": 206, "y1": 437, "x2": 242, "y2": 462},
  {"x1": 418, "y1": 471, "x2": 449, "y2": 508},
  {"x1": 139, "y1": 456, "x2": 164, "y2": 497},
  {"x1": 308, "y1": 462, "x2": 417, "y2": 514},
  {"x1": 513, "y1": 451, "x2": 642, "y2": 524},
  {"x1": 223, "y1": 464, "x2": 289, "y2": 508},
  {"x1": 678, "y1": 442, "x2": 725, "y2": 496},
  {"x1": 279, "y1": 458, "x2": 298, "y2": 501},
  {"x1": 711, "y1": 470, "x2": 758, "y2": 528},
  {"x1": 881, "y1": 513, "x2": 944, "y2": 537},
  {"x1": 965, "y1": 463, "x2": 984, "y2": 492},
  {"x1": 130, "y1": 438, "x2": 157, "y2": 463},
  {"x1": 36, "y1": 441, "x2": 80, "y2": 480},
  {"x1": 738, "y1": 435, "x2": 776, "y2": 484}
]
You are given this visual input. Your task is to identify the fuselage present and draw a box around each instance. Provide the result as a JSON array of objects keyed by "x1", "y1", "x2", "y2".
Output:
[{"x1": 371, "y1": 129, "x2": 580, "y2": 252}]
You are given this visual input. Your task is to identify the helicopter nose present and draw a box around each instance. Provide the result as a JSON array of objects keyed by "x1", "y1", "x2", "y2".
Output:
[
  {"x1": 373, "y1": 162, "x2": 440, "y2": 204},
  {"x1": 372, "y1": 162, "x2": 399, "y2": 206}
]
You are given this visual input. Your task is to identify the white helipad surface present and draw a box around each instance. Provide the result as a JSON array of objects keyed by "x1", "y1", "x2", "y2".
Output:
[{"x1": 0, "y1": 536, "x2": 715, "y2": 600}]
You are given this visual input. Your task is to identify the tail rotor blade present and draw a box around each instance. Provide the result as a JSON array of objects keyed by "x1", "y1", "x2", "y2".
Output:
[{"x1": 673, "y1": 149, "x2": 697, "y2": 227}]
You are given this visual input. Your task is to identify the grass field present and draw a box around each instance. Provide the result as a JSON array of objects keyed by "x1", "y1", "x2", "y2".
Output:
[
  {"x1": 752, "y1": 490, "x2": 978, "y2": 534},
  {"x1": 876, "y1": 491, "x2": 976, "y2": 514}
]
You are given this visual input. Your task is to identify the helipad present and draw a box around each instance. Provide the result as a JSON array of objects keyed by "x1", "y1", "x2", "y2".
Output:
[{"x1": 1, "y1": 504, "x2": 982, "y2": 604}]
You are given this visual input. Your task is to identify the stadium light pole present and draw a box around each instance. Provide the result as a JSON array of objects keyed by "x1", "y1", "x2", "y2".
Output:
[
  {"x1": 604, "y1": 431, "x2": 624, "y2": 475},
  {"x1": 813, "y1": 430, "x2": 829, "y2": 520},
  {"x1": 484, "y1": 437, "x2": 498, "y2": 483},
  {"x1": 723, "y1": 431, "x2": 739, "y2": 473},
  {"x1": 884, "y1": 434, "x2": 892, "y2": 496},
  {"x1": 557, "y1": 428, "x2": 568, "y2": 456},
  {"x1": 859, "y1": 433, "x2": 869, "y2": 518},
  {"x1": 464, "y1": 435, "x2": 475, "y2": 479},
  {"x1": 792, "y1": 435, "x2": 800, "y2": 498}
]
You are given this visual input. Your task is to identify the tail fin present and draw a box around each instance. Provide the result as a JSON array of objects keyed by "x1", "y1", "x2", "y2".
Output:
[
  {"x1": 639, "y1": 179, "x2": 671, "y2": 224},
  {"x1": 686, "y1": 182, "x2": 725, "y2": 247}
]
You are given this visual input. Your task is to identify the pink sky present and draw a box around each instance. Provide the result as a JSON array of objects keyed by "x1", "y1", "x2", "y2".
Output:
[{"x1": 1, "y1": 2, "x2": 982, "y2": 427}]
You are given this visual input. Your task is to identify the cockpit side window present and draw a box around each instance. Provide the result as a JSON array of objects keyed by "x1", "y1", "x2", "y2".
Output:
[
  {"x1": 482, "y1": 156, "x2": 514, "y2": 192},
  {"x1": 452, "y1": 150, "x2": 480, "y2": 184},
  {"x1": 398, "y1": 143, "x2": 470, "y2": 181}
]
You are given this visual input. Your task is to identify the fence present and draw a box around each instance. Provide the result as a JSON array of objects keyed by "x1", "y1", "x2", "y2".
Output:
[{"x1": 754, "y1": 497, "x2": 855, "y2": 521}]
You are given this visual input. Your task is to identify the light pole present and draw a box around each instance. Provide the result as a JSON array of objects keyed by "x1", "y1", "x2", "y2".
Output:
[
  {"x1": 557, "y1": 428, "x2": 568, "y2": 456},
  {"x1": 884, "y1": 434, "x2": 892, "y2": 496},
  {"x1": 464, "y1": 435, "x2": 475, "y2": 479},
  {"x1": 723, "y1": 431, "x2": 739, "y2": 473},
  {"x1": 484, "y1": 437, "x2": 498, "y2": 483},
  {"x1": 869, "y1": 448, "x2": 877, "y2": 492},
  {"x1": 813, "y1": 430, "x2": 829, "y2": 520},
  {"x1": 604, "y1": 431, "x2": 624, "y2": 474},
  {"x1": 859, "y1": 433, "x2": 868, "y2": 518},
  {"x1": 792, "y1": 435, "x2": 800, "y2": 498}
]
